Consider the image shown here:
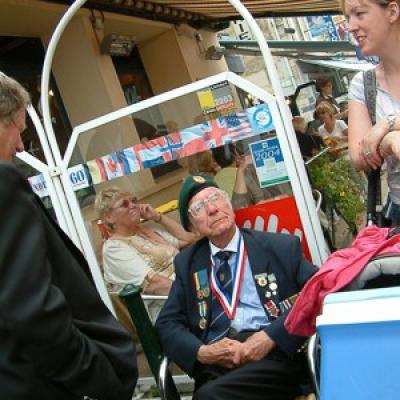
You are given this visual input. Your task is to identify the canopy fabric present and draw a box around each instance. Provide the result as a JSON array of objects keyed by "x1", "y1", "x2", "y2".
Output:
[
  {"x1": 63, "y1": 0, "x2": 342, "y2": 27},
  {"x1": 148, "y1": 0, "x2": 341, "y2": 19}
]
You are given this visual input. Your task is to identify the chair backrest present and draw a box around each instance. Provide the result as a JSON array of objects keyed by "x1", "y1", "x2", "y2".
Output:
[{"x1": 119, "y1": 284, "x2": 181, "y2": 400}]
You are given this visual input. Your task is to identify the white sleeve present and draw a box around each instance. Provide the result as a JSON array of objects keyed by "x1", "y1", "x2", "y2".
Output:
[
  {"x1": 337, "y1": 120, "x2": 348, "y2": 130},
  {"x1": 348, "y1": 71, "x2": 366, "y2": 105},
  {"x1": 102, "y1": 241, "x2": 152, "y2": 287}
]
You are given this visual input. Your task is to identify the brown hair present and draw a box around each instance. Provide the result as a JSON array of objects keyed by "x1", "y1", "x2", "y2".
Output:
[
  {"x1": 340, "y1": 0, "x2": 398, "y2": 11},
  {"x1": 315, "y1": 76, "x2": 332, "y2": 93},
  {"x1": 0, "y1": 72, "x2": 30, "y2": 125}
]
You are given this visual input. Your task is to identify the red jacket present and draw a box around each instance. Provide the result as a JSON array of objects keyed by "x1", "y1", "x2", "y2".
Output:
[{"x1": 285, "y1": 225, "x2": 400, "y2": 336}]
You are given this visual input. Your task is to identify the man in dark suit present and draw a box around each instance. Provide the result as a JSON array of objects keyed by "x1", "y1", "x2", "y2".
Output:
[
  {"x1": 0, "y1": 73, "x2": 137, "y2": 399},
  {"x1": 156, "y1": 173, "x2": 317, "y2": 400}
]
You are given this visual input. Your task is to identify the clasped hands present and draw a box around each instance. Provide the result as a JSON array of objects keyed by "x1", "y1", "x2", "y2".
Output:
[
  {"x1": 197, "y1": 331, "x2": 275, "y2": 369},
  {"x1": 361, "y1": 119, "x2": 400, "y2": 170}
]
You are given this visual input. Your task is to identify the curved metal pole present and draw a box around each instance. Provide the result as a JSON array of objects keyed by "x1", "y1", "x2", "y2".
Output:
[
  {"x1": 39, "y1": 0, "x2": 88, "y2": 248},
  {"x1": 226, "y1": 0, "x2": 327, "y2": 264},
  {"x1": 39, "y1": 0, "x2": 113, "y2": 310},
  {"x1": 40, "y1": 0, "x2": 87, "y2": 167}
]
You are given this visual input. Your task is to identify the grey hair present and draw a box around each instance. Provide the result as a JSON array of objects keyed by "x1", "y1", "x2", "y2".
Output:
[{"x1": 0, "y1": 72, "x2": 31, "y2": 125}]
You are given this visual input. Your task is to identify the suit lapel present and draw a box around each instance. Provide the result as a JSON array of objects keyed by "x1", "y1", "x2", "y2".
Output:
[{"x1": 242, "y1": 230, "x2": 281, "y2": 319}]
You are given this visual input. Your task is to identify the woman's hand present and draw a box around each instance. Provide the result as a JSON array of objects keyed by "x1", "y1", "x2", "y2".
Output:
[
  {"x1": 361, "y1": 120, "x2": 388, "y2": 169},
  {"x1": 379, "y1": 131, "x2": 400, "y2": 160},
  {"x1": 139, "y1": 204, "x2": 160, "y2": 222}
]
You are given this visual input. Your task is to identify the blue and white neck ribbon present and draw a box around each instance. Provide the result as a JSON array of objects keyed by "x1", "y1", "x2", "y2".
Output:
[{"x1": 210, "y1": 235, "x2": 247, "y2": 320}]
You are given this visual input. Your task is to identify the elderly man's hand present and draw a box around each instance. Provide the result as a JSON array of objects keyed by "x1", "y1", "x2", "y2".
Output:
[
  {"x1": 239, "y1": 331, "x2": 275, "y2": 364},
  {"x1": 197, "y1": 338, "x2": 242, "y2": 369}
]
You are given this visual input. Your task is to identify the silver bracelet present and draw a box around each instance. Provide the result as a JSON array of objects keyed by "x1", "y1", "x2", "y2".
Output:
[{"x1": 386, "y1": 114, "x2": 397, "y2": 132}]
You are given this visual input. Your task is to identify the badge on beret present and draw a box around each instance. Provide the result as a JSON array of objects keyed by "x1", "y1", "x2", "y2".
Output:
[{"x1": 193, "y1": 175, "x2": 206, "y2": 184}]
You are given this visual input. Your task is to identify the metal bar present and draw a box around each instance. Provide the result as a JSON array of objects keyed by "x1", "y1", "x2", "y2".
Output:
[
  {"x1": 227, "y1": 0, "x2": 328, "y2": 265},
  {"x1": 219, "y1": 39, "x2": 356, "y2": 52}
]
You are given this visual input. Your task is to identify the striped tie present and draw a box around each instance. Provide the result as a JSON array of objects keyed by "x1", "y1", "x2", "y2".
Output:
[{"x1": 206, "y1": 251, "x2": 233, "y2": 344}]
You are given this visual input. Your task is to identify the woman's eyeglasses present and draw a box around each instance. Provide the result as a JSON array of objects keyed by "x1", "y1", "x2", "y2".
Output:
[{"x1": 112, "y1": 196, "x2": 138, "y2": 210}]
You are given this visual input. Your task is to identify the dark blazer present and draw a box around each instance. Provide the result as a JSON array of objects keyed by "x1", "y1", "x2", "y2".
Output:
[
  {"x1": 155, "y1": 228, "x2": 317, "y2": 376},
  {"x1": 0, "y1": 163, "x2": 137, "y2": 400}
]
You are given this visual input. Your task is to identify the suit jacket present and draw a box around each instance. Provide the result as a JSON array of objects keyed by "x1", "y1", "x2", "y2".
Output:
[
  {"x1": 155, "y1": 228, "x2": 317, "y2": 376},
  {"x1": 0, "y1": 162, "x2": 137, "y2": 400}
]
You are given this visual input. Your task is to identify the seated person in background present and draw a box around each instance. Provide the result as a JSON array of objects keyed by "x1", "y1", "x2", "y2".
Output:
[
  {"x1": 95, "y1": 187, "x2": 196, "y2": 296},
  {"x1": 213, "y1": 144, "x2": 292, "y2": 209},
  {"x1": 292, "y1": 116, "x2": 324, "y2": 159},
  {"x1": 156, "y1": 174, "x2": 318, "y2": 400},
  {"x1": 316, "y1": 101, "x2": 348, "y2": 151}
]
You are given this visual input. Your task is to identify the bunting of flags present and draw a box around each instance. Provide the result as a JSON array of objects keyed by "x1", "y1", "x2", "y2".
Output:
[{"x1": 29, "y1": 105, "x2": 275, "y2": 197}]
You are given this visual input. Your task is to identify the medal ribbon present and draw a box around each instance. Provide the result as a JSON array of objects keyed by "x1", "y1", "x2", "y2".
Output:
[{"x1": 210, "y1": 235, "x2": 247, "y2": 320}]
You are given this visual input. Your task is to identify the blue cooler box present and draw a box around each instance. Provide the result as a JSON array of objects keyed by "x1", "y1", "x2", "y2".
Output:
[{"x1": 317, "y1": 287, "x2": 400, "y2": 400}]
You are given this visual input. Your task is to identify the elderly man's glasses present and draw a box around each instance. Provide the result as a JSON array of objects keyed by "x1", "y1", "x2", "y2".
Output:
[
  {"x1": 188, "y1": 191, "x2": 224, "y2": 217},
  {"x1": 112, "y1": 196, "x2": 138, "y2": 210}
]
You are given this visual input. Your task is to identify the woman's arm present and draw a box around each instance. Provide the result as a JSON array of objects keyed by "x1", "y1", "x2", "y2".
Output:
[
  {"x1": 348, "y1": 99, "x2": 373, "y2": 170},
  {"x1": 140, "y1": 204, "x2": 196, "y2": 248}
]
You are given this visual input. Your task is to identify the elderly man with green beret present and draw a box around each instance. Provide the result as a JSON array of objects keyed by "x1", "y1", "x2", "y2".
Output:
[{"x1": 155, "y1": 173, "x2": 317, "y2": 400}]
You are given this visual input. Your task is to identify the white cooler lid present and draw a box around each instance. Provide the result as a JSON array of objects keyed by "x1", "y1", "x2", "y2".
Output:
[{"x1": 317, "y1": 287, "x2": 400, "y2": 326}]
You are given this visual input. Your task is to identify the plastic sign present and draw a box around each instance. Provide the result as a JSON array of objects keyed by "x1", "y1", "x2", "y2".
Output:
[
  {"x1": 235, "y1": 196, "x2": 311, "y2": 261},
  {"x1": 249, "y1": 137, "x2": 289, "y2": 188}
]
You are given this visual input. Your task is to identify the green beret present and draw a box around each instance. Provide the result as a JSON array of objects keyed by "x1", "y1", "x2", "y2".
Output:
[{"x1": 179, "y1": 173, "x2": 219, "y2": 230}]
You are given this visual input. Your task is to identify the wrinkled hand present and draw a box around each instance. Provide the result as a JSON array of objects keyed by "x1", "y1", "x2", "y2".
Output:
[
  {"x1": 360, "y1": 121, "x2": 388, "y2": 170},
  {"x1": 379, "y1": 131, "x2": 400, "y2": 160},
  {"x1": 239, "y1": 331, "x2": 275, "y2": 364},
  {"x1": 197, "y1": 338, "x2": 242, "y2": 369},
  {"x1": 139, "y1": 204, "x2": 158, "y2": 221}
]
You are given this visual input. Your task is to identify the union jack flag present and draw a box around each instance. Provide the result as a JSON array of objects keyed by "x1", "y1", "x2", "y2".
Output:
[
  {"x1": 134, "y1": 137, "x2": 173, "y2": 169},
  {"x1": 223, "y1": 112, "x2": 254, "y2": 143},
  {"x1": 179, "y1": 123, "x2": 211, "y2": 157}
]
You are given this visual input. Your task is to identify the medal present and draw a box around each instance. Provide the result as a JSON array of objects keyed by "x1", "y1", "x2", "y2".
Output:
[
  {"x1": 197, "y1": 290, "x2": 204, "y2": 300},
  {"x1": 264, "y1": 300, "x2": 280, "y2": 318},
  {"x1": 203, "y1": 287, "x2": 210, "y2": 298},
  {"x1": 255, "y1": 273, "x2": 268, "y2": 287},
  {"x1": 269, "y1": 282, "x2": 278, "y2": 291},
  {"x1": 199, "y1": 318, "x2": 207, "y2": 330},
  {"x1": 265, "y1": 291, "x2": 272, "y2": 298},
  {"x1": 198, "y1": 301, "x2": 208, "y2": 330}
]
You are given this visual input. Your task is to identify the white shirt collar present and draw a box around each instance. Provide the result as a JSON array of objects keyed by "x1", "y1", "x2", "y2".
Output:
[{"x1": 209, "y1": 227, "x2": 240, "y2": 257}]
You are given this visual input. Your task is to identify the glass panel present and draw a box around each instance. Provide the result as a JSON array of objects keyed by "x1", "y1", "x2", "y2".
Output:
[{"x1": 67, "y1": 79, "x2": 303, "y2": 267}]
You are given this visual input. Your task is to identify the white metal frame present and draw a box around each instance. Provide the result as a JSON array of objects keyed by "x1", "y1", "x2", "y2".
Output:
[{"x1": 63, "y1": 71, "x2": 326, "y2": 264}]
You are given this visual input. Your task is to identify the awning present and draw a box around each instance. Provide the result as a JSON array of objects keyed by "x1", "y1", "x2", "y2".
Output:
[
  {"x1": 299, "y1": 59, "x2": 375, "y2": 71},
  {"x1": 48, "y1": 1, "x2": 341, "y2": 29}
]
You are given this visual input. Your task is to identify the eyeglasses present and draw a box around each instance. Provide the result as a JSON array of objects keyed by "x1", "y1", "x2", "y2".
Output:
[
  {"x1": 112, "y1": 196, "x2": 138, "y2": 210},
  {"x1": 188, "y1": 191, "x2": 224, "y2": 217}
]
